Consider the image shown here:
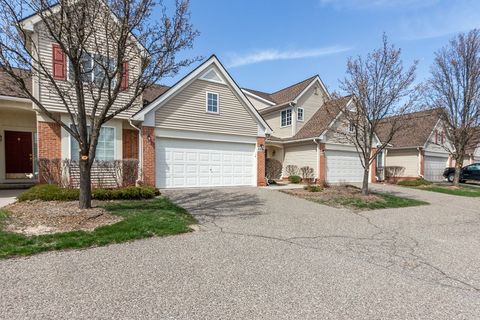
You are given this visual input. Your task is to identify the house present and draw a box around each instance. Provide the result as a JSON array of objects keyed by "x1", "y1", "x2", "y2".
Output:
[
  {"x1": 243, "y1": 78, "x2": 379, "y2": 184},
  {"x1": 376, "y1": 108, "x2": 451, "y2": 182},
  {"x1": 0, "y1": 3, "x2": 271, "y2": 188},
  {"x1": 464, "y1": 127, "x2": 480, "y2": 165}
]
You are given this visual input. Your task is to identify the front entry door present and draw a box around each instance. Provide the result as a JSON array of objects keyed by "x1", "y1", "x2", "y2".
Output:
[{"x1": 5, "y1": 131, "x2": 33, "y2": 176}]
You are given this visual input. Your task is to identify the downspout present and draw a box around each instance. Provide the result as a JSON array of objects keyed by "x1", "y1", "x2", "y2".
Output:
[
  {"x1": 313, "y1": 138, "x2": 320, "y2": 184},
  {"x1": 128, "y1": 118, "x2": 143, "y2": 185},
  {"x1": 417, "y1": 147, "x2": 423, "y2": 178}
]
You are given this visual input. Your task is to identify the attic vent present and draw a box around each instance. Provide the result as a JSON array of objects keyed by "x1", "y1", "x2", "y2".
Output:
[
  {"x1": 199, "y1": 68, "x2": 225, "y2": 84},
  {"x1": 314, "y1": 86, "x2": 319, "y2": 95}
]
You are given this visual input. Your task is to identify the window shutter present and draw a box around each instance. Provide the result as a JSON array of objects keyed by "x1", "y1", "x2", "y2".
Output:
[
  {"x1": 120, "y1": 62, "x2": 129, "y2": 90},
  {"x1": 435, "y1": 130, "x2": 438, "y2": 144},
  {"x1": 52, "y1": 44, "x2": 66, "y2": 80}
]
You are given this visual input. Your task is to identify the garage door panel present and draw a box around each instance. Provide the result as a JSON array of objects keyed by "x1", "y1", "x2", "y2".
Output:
[
  {"x1": 156, "y1": 138, "x2": 256, "y2": 188},
  {"x1": 425, "y1": 155, "x2": 448, "y2": 181},
  {"x1": 326, "y1": 150, "x2": 364, "y2": 183}
]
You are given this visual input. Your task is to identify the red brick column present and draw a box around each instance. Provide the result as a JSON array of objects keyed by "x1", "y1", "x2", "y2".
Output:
[
  {"x1": 37, "y1": 121, "x2": 61, "y2": 183},
  {"x1": 370, "y1": 147, "x2": 377, "y2": 183},
  {"x1": 448, "y1": 155, "x2": 453, "y2": 167},
  {"x1": 122, "y1": 129, "x2": 139, "y2": 160},
  {"x1": 317, "y1": 143, "x2": 326, "y2": 185},
  {"x1": 419, "y1": 149, "x2": 425, "y2": 177},
  {"x1": 257, "y1": 137, "x2": 266, "y2": 186},
  {"x1": 142, "y1": 126, "x2": 155, "y2": 187}
]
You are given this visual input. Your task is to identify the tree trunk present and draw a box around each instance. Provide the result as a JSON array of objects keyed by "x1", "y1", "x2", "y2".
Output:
[
  {"x1": 453, "y1": 160, "x2": 462, "y2": 187},
  {"x1": 79, "y1": 159, "x2": 92, "y2": 209},
  {"x1": 361, "y1": 168, "x2": 370, "y2": 196}
]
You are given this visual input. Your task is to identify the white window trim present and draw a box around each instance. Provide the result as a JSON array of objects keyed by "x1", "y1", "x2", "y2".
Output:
[
  {"x1": 297, "y1": 107, "x2": 304, "y2": 122},
  {"x1": 67, "y1": 53, "x2": 117, "y2": 87},
  {"x1": 206, "y1": 91, "x2": 220, "y2": 114},
  {"x1": 68, "y1": 124, "x2": 116, "y2": 161},
  {"x1": 348, "y1": 121, "x2": 355, "y2": 133},
  {"x1": 280, "y1": 108, "x2": 292, "y2": 128}
]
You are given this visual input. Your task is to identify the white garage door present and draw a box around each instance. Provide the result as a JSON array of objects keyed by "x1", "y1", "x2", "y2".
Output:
[
  {"x1": 424, "y1": 155, "x2": 448, "y2": 181},
  {"x1": 156, "y1": 138, "x2": 256, "y2": 188},
  {"x1": 326, "y1": 150, "x2": 364, "y2": 183}
]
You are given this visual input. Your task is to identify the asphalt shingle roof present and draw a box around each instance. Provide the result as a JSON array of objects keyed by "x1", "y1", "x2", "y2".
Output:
[{"x1": 0, "y1": 68, "x2": 31, "y2": 99}]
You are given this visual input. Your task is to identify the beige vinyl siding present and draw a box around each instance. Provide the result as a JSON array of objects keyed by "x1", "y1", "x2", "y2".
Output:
[
  {"x1": 324, "y1": 113, "x2": 355, "y2": 145},
  {"x1": 283, "y1": 142, "x2": 317, "y2": 176},
  {"x1": 246, "y1": 95, "x2": 272, "y2": 110},
  {"x1": 263, "y1": 108, "x2": 294, "y2": 138},
  {"x1": 295, "y1": 85, "x2": 327, "y2": 133},
  {"x1": 385, "y1": 149, "x2": 419, "y2": 177},
  {"x1": 34, "y1": 19, "x2": 142, "y2": 119},
  {"x1": 155, "y1": 79, "x2": 258, "y2": 136}
]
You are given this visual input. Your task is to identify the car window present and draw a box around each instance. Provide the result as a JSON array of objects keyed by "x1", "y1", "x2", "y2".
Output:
[{"x1": 467, "y1": 164, "x2": 480, "y2": 171}]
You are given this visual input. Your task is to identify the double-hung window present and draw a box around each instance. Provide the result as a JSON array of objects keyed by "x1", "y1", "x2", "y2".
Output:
[
  {"x1": 68, "y1": 52, "x2": 93, "y2": 82},
  {"x1": 281, "y1": 109, "x2": 292, "y2": 127},
  {"x1": 70, "y1": 126, "x2": 115, "y2": 161},
  {"x1": 206, "y1": 92, "x2": 219, "y2": 113},
  {"x1": 297, "y1": 108, "x2": 304, "y2": 121},
  {"x1": 68, "y1": 52, "x2": 116, "y2": 87}
]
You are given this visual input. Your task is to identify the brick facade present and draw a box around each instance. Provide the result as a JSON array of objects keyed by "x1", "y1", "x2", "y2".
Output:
[
  {"x1": 317, "y1": 143, "x2": 326, "y2": 184},
  {"x1": 257, "y1": 137, "x2": 266, "y2": 186},
  {"x1": 122, "y1": 129, "x2": 139, "y2": 160},
  {"x1": 38, "y1": 121, "x2": 61, "y2": 160},
  {"x1": 142, "y1": 126, "x2": 156, "y2": 186}
]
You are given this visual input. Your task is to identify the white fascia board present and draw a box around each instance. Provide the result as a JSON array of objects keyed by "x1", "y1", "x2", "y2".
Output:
[
  {"x1": 293, "y1": 76, "x2": 331, "y2": 104},
  {"x1": 0, "y1": 95, "x2": 32, "y2": 103},
  {"x1": 242, "y1": 89, "x2": 275, "y2": 106},
  {"x1": 134, "y1": 55, "x2": 272, "y2": 135},
  {"x1": 155, "y1": 127, "x2": 257, "y2": 144}
]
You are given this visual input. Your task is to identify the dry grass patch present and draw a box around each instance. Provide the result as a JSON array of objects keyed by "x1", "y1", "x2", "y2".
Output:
[
  {"x1": 3, "y1": 201, "x2": 122, "y2": 236},
  {"x1": 282, "y1": 185, "x2": 428, "y2": 210}
]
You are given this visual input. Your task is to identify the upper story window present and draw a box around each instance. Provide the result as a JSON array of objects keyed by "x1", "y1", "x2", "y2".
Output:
[
  {"x1": 281, "y1": 109, "x2": 292, "y2": 127},
  {"x1": 206, "y1": 92, "x2": 219, "y2": 113},
  {"x1": 70, "y1": 126, "x2": 115, "y2": 161},
  {"x1": 297, "y1": 108, "x2": 304, "y2": 121},
  {"x1": 68, "y1": 53, "x2": 117, "y2": 86},
  {"x1": 348, "y1": 121, "x2": 355, "y2": 133}
]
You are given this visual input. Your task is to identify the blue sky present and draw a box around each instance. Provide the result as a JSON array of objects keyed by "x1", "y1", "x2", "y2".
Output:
[{"x1": 163, "y1": 0, "x2": 480, "y2": 94}]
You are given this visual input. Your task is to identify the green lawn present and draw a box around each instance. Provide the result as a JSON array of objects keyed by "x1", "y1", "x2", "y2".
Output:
[
  {"x1": 0, "y1": 197, "x2": 196, "y2": 259},
  {"x1": 313, "y1": 193, "x2": 428, "y2": 210},
  {"x1": 418, "y1": 185, "x2": 480, "y2": 197}
]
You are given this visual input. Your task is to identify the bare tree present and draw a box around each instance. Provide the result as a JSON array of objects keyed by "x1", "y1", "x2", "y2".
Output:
[
  {"x1": 338, "y1": 34, "x2": 418, "y2": 195},
  {"x1": 429, "y1": 29, "x2": 480, "y2": 186},
  {"x1": 0, "y1": 0, "x2": 198, "y2": 208}
]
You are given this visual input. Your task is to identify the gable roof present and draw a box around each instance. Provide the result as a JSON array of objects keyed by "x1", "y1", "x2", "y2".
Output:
[
  {"x1": 243, "y1": 75, "x2": 330, "y2": 111},
  {"x1": 132, "y1": 55, "x2": 272, "y2": 134},
  {"x1": 0, "y1": 67, "x2": 31, "y2": 99},
  {"x1": 268, "y1": 96, "x2": 352, "y2": 142},
  {"x1": 143, "y1": 84, "x2": 170, "y2": 105},
  {"x1": 376, "y1": 108, "x2": 443, "y2": 148}
]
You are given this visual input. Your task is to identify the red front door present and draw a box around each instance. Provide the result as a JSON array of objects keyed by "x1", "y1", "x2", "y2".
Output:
[{"x1": 5, "y1": 131, "x2": 33, "y2": 174}]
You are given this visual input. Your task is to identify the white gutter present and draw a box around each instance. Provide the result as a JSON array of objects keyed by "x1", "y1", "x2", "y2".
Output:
[
  {"x1": 128, "y1": 118, "x2": 143, "y2": 185},
  {"x1": 0, "y1": 95, "x2": 32, "y2": 103}
]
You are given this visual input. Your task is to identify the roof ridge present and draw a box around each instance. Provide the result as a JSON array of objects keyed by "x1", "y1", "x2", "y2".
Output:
[{"x1": 271, "y1": 74, "x2": 318, "y2": 95}]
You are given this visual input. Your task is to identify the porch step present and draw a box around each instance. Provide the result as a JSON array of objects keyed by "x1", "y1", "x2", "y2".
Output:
[{"x1": 0, "y1": 182, "x2": 35, "y2": 190}]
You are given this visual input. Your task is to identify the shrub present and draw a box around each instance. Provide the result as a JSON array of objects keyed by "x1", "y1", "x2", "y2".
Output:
[
  {"x1": 285, "y1": 165, "x2": 299, "y2": 176},
  {"x1": 397, "y1": 178, "x2": 432, "y2": 187},
  {"x1": 300, "y1": 166, "x2": 314, "y2": 182},
  {"x1": 288, "y1": 175, "x2": 302, "y2": 184},
  {"x1": 18, "y1": 184, "x2": 160, "y2": 202},
  {"x1": 266, "y1": 158, "x2": 282, "y2": 180},
  {"x1": 304, "y1": 185, "x2": 322, "y2": 192}
]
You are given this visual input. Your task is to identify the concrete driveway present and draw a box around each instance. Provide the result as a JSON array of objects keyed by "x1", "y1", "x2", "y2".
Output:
[
  {"x1": 1, "y1": 185, "x2": 479, "y2": 319},
  {"x1": 0, "y1": 189, "x2": 22, "y2": 208}
]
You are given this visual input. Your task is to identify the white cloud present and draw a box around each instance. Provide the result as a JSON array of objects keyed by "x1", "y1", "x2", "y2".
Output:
[
  {"x1": 227, "y1": 46, "x2": 352, "y2": 68},
  {"x1": 399, "y1": 0, "x2": 480, "y2": 40}
]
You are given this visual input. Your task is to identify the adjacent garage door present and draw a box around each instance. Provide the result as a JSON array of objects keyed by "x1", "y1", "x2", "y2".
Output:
[
  {"x1": 424, "y1": 155, "x2": 448, "y2": 181},
  {"x1": 326, "y1": 150, "x2": 364, "y2": 183},
  {"x1": 156, "y1": 138, "x2": 256, "y2": 188}
]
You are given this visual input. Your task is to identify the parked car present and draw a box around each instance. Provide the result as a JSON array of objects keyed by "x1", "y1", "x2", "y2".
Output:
[{"x1": 443, "y1": 163, "x2": 480, "y2": 182}]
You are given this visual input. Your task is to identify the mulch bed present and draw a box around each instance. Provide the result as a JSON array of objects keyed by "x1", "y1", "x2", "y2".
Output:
[
  {"x1": 282, "y1": 185, "x2": 382, "y2": 204},
  {"x1": 3, "y1": 200, "x2": 122, "y2": 236}
]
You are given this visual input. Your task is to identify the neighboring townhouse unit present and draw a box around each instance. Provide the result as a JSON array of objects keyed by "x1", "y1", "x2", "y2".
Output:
[
  {"x1": 464, "y1": 127, "x2": 480, "y2": 165},
  {"x1": 376, "y1": 109, "x2": 451, "y2": 182},
  {"x1": 243, "y1": 78, "x2": 379, "y2": 184}
]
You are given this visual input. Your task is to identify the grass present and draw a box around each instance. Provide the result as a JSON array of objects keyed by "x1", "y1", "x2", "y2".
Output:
[
  {"x1": 418, "y1": 185, "x2": 480, "y2": 197},
  {"x1": 313, "y1": 193, "x2": 428, "y2": 210},
  {"x1": 0, "y1": 197, "x2": 196, "y2": 259},
  {"x1": 17, "y1": 184, "x2": 160, "y2": 202}
]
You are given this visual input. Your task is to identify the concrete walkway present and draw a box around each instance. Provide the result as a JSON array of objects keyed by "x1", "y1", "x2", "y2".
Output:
[
  {"x1": 0, "y1": 189, "x2": 22, "y2": 208},
  {"x1": 1, "y1": 185, "x2": 479, "y2": 319}
]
